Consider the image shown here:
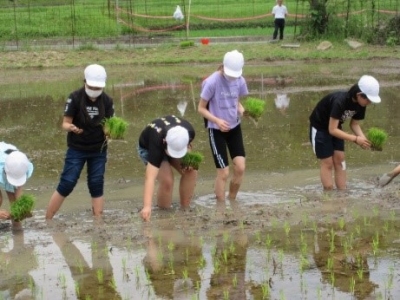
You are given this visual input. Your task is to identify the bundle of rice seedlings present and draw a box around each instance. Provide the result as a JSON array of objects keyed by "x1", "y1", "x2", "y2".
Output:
[
  {"x1": 103, "y1": 116, "x2": 128, "y2": 140},
  {"x1": 181, "y1": 151, "x2": 204, "y2": 170},
  {"x1": 243, "y1": 97, "x2": 266, "y2": 121},
  {"x1": 10, "y1": 194, "x2": 35, "y2": 222},
  {"x1": 366, "y1": 127, "x2": 388, "y2": 151}
]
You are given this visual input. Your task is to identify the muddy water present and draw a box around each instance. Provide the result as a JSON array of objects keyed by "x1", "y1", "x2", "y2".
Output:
[{"x1": 1, "y1": 62, "x2": 400, "y2": 299}]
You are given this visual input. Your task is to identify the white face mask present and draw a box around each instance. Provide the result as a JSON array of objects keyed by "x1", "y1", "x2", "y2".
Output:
[
  {"x1": 85, "y1": 87, "x2": 103, "y2": 99},
  {"x1": 223, "y1": 73, "x2": 236, "y2": 81}
]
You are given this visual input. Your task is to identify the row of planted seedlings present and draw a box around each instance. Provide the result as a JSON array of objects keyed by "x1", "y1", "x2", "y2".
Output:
[{"x1": 247, "y1": 206, "x2": 399, "y2": 300}]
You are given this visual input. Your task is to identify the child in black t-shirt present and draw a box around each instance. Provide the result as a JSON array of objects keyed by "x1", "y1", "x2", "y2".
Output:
[{"x1": 309, "y1": 75, "x2": 381, "y2": 190}]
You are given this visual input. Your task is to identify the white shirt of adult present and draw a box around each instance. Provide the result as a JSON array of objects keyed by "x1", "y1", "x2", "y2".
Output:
[{"x1": 272, "y1": 4, "x2": 288, "y2": 19}]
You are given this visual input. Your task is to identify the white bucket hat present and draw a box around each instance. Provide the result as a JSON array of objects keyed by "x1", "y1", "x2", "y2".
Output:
[
  {"x1": 166, "y1": 126, "x2": 189, "y2": 158},
  {"x1": 5, "y1": 151, "x2": 30, "y2": 187},
  {"x1": 358, "y1": 75, "x2": 381, "y2": 103}
]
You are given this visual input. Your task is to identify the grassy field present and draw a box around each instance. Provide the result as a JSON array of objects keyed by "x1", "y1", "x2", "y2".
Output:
[{"x1": 0, "y1": 0, "x2": 398, "y2": 42}]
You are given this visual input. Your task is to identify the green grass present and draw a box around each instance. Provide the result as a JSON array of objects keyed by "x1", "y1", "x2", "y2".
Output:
[
  {"x1": 10, "y1": 194, "x2": 35, "y2": 222},
  {"x1": 367, "y1": 127, "x2": 388, "y2": 151},
  {"x1": 0, "y1": 0, "x2": 398, "y2": 42}
]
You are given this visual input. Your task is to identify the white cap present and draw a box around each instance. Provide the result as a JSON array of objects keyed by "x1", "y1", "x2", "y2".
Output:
[
  {"x1": 84, "y1": 64, "x2": 107, "y2": 88},
  {"x1": 5, "y1": 151, "x2": 30, "y2": 187},
  {"x1": 166, "y1": 126, "x2": 189, "y2": 158},
  {"x1": 223, "y1": 50, "x2": 244, "y2": 78},
  {"x1": 358, "y1": 75, "x2": 381, "y2": 103}
]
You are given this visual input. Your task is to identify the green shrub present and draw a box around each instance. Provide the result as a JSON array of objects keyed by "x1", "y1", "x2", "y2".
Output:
[
  {"x1": 243, "y1": 97, "x2": 266, "y2": 121},
  {"x1": 181, "y1": 151, "x2": 204, "y2": 170},
  {"x1": 103, "y1": 116, "x2": 128, "y2": 140},
  {"x1": 10, "y1": 194, "x2": 35, "y2": 222},
  {"x1": 367, "y1": 127, "x2": 388, "y2": 151},
  {"x1": 180, "y1": 40, "x2": 195, "y2": 48}
]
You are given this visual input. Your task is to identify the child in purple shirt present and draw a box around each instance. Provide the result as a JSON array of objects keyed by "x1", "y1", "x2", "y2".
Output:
[{"x1": 198, "y1": 50, "x2": 249, "y2": 205}]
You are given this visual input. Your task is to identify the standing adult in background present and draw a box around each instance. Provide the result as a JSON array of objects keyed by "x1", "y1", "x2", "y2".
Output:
[
  {"x1": 272, "y1": 0, "x2": 288, "y2": 40},
  {"x1": 46, "y1": 64, "x2": 114, "y2": 220},
  {"x1": 309, "y1": 75, "x2": 381, "y2": 190},
  {"x1": 198, "y1": 50, "x2": 249, "y2": 204},
  {"x1": 0, "y1": 142, "x2": 34, "y2": 227},
  {"x1": 138, "y1": 115, "x2": 197, "y2": 222}
]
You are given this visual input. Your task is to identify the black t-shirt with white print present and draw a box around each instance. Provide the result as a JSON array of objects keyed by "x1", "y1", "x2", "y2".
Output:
[
  {"x1": 138, "y1": 115, "x2": 195, "y2": 168},
  {"x1": 64, "y1": 87, "x2": 114, "y2": 152},
  {"x1": 309, "y1": 91, "x2": 366, "y2": 131}
]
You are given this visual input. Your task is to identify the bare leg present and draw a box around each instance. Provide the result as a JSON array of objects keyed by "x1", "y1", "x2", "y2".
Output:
[
  {"x1": 169, "y1": 159, "x2": 197, "y2": 209},
  {"x1": 92, "y1": 196, "x2": 104, "y2": 217},
  {"x1": 319, "y1": 157, "x2": 334, "y2": 190},
  {"x1": 156, "y1": 160, "x2": 174, "y2": 209},
  {"x1": 6, "y1": 191, "x2": 21, "y2": 229},
  {"x1": 46, "y1": 191, "x2": 65, "y2": 219},
  {"x1": 228, "y1": 156, "x2": 245, "y2": 200},
  {"x1": 178, "y1": 169, "x2": 197, "y2": 208},
  {"x1": 333, "y1": 150, "x2": 346, "y2": 190},
  {"x1": 215, "y1": 167, "x2": 230, "y2": 201}
]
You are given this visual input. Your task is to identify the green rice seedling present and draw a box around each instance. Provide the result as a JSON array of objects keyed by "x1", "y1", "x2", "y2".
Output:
[
  {"x1": 366, "y1": 127, "x2": 388, "y2": 151},
  {"x1": 181, "y1": 151, "x2": 204, "y2": 170},
  {"x1": 243, "y1": 97, "x2": 266, "y2": 121},
  {"x1": 10, "y1": 194, "x2": 35, "y2": 222},
  {"x1": 103, "y1": 116, "x2": 128, "y2": 140},
  {"x1": 96, "y1": 269, "x2": 104, "y2": 284}
]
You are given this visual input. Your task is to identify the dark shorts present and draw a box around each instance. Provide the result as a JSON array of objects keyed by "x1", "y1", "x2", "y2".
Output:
[
  {"x1": 310, "y1": 125, "x2": 344, "y2": 159},
  {"x1": 208, "y1": 124, "x2": 245, "y2": 169}
]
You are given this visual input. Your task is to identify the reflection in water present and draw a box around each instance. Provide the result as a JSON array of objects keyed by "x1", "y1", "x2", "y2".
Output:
[
  {"x1": 206, "y1": 230, "x2": 248, "y2": 300},
  {"x1": 313, "y1": 230, "x2": 377, "y2": 299},
  {"x1": 274, "y1": 93, "x2": 290, "y2": 115},
  {"x1": 51, "y1": 229, "x2": 121, "y2": 300},
  {"x1": 142, "y1": 222, "x2": 202, "y2": 299},
  {"x1": 0, "y1": 230, "x2": 37, "y2": 299},
  {"x1": 1, "y1": 212, "x2": 400, "y2": 299}
]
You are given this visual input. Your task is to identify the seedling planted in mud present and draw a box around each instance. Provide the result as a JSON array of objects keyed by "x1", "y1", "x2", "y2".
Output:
[
  {"x1": 96, "y1": 269, "x2": 104, "y2": 284},
  {"x1": 10, "y1": 194, "x2": 35, "y2": 222},
  {"x1": 372, "y1": 231, "x2": 380, "y2": 255},
  {"x1": 181, "y1": 151, "x2": 204, "y2": 170},
  {"x1": 103, "y1": 116, "x2": 128, "y2": 140},
  {"x1": 366, "y1": 127, "x2": 388, "y2": 151},
  {"x1": 243, "y1": 97, "x2": 266, "y2": 121}
]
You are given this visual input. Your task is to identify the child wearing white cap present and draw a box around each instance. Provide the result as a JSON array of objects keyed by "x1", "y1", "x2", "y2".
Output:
[
  {"x1": 309, "y1": 75, "x2": 381, "y2": 190},
  {"x1": 46, "y1": 64, "x2": 114, "y2": 219},
  {"x1": 137, "y1": 115, "x2": 196, "y2": 222},
  {"x1": 198, "y1": 50, "x2": 249, "y2": 205},
  {"x1": 0, "y1": 142, "x2": 34, "y2": 223}
]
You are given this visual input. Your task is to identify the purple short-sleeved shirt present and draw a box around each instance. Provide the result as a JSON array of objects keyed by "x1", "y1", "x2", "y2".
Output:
[{"x1": 201, "y1": 71, "x2": 249, "y2": 129}]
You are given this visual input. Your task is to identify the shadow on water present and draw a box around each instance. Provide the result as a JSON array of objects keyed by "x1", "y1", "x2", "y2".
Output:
[{"x1": 1, "y1": 62, "x2": 400, "y2": 299}]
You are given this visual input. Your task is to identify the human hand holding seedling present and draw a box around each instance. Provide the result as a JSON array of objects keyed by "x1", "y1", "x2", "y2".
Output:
[
  {"x1": 0, "y1": 209, "x2": 10, "y2": 220},
  {"x1": 354, "y1": 136, "x2": 371, "y2": 150},
  {"x1": 181, "y1": 151, "x2": 204, "y2": 171}
]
